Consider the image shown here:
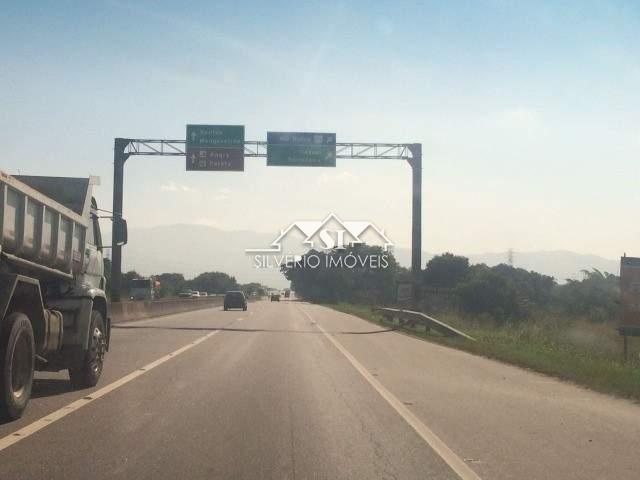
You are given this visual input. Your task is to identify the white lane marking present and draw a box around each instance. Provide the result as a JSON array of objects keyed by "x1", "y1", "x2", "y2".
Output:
[
  {"x1": 0, "y1": 329, "x2": 221, "y2": 453},
  {"x1": 298, "y1": 306, "x2": 482, "y2": 480}
]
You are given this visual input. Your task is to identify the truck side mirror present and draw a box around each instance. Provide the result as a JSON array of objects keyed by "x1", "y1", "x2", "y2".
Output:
[{"x1": 114, "y1": 218, "x2": 128, "y2": 246}]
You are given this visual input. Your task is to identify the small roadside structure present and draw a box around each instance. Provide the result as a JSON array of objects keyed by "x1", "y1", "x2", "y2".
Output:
[{"x1": 618, "y1": 255, "x2": 640, "y2": 361}]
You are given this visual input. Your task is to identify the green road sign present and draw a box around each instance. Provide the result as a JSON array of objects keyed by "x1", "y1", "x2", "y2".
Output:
[
  {"x1": 267, "y1": 132, "x2": 336, "y2": 167},
  {"x1": 186, "y1": 125, "x2": 244, "y2": 171},
  {"x1": 186, "y1": 125, "x2": 244, "y2": 148}
]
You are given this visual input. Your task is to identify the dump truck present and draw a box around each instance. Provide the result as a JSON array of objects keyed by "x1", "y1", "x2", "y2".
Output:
[{"x1": 0, "y1": 171, "x2": 127, "y2": 419}]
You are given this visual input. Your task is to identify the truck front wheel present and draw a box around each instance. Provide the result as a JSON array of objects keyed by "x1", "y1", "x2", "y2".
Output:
[
  {"x1": 69, "y1": 311, "x2": 106, "y2": 388},
  {"x1": 0, "y1": 312, "x2": 35, "y2": 420}
]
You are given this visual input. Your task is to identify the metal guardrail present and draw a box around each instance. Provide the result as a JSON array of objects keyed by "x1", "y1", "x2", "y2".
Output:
[{"x1": 375, "y1": 307, "x2": 476, "y2": 341}]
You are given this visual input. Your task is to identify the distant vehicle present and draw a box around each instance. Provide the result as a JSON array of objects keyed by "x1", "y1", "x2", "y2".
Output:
[
  {"x1": 190, "y1": 291, "x2": 200, "y2": 298},
  {"x1": 178, "y1": 291, "x2": 193, "y2": 298},
  {"x1": 284, "y1": 289, "x2": 291, "y2": 299},
  {"x1": 271, "y1": 293, "x2": 281, "y2": 302},
  {"x1": 199, "y1": 291, "x2": 208, "y2": 297},
  {"x1": 0, "y1": 172, "x2": 125, "y2": 419},
  {"x1": 129, "y1": 278, "x2": 155, "y2": 301},
  {"x1": 224, "y1": 291, "x2": 247, "y2": 311}
]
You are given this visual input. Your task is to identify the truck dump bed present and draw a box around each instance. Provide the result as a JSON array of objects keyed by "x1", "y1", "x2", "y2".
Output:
[{"x1": 0, "y1": 171, "x2": 94, "y2": 279}]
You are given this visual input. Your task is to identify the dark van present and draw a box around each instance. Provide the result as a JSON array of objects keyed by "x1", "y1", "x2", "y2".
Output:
[{"x1": 224, "y1": 291, "x2": 247, "y2": 311}]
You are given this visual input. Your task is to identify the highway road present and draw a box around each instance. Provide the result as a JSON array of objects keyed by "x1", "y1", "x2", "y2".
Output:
[{"x1": 1, "y1": 300, "x2": 639, "y2": 479}]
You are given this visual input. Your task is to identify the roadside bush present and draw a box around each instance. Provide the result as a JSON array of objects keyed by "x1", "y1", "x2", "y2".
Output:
[
  {"x1": 423, "y1": 253, "x2": 470, "y2": 288},
  {"x1": 455, "y1": 265, "x2": 521, "y2": 322},
  {"x1": 491, "y1": 264, "x2": 555, "y2": 306},
  {"x1": 554, "y1": 269, "x2": 619, "y2": 323},
  {"x1": 281, "y1": 245, "x2": 401, "y2": 304}
]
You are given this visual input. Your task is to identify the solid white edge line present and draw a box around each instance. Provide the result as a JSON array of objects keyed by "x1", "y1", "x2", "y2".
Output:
[
  {"x1": 298, "y1": 306, "x2": 482, "y2": 480},
  {"x1": 0, "y1": 330, "x2": 220, "y2": 453}
]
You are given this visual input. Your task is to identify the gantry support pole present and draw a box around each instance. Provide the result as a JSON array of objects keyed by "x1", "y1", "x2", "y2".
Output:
[
  {"x1": 408, "y1": 144, "x2": 422, "y2": 308},
  {"x1": 111, "y1": 138, "x2": 130, "y2": 302}
]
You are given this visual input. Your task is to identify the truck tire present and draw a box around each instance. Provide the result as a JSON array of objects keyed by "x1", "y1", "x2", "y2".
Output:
[
  {"x1": 69, "y1": 310, "x2": 106, "y2": 388},
  {"x1": 0, "y1": 312, "x2": 35, "y2": 420}
]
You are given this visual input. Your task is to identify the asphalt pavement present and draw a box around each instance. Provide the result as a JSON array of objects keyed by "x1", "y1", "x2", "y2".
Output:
[{"x1": 0, "y1": 300, "x2": 638, "y2": 479}]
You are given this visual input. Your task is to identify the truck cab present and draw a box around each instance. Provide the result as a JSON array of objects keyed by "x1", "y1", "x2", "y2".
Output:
[{"x1": 129, "y1": 278, "x2": 155, "y2": 301}]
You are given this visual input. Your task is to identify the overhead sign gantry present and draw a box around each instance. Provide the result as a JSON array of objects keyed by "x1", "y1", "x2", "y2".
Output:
[{"x1": 111, "y1": 130, "x2": 422, "y2": 304}]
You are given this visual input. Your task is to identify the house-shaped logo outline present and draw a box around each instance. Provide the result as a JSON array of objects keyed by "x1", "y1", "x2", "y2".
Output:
[{"x1": 245, "y1": 213, "x2": 393, "y2": 253}]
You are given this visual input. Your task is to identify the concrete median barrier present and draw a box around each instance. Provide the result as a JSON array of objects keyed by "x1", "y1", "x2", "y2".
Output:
[{"x1": 109, "y1": 296, "x2": 224, "y2": 324}]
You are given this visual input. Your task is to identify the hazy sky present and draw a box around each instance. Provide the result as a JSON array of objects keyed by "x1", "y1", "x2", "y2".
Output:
[{"x1": 1, "y1": 1, "x2": 639, "y2": 260}]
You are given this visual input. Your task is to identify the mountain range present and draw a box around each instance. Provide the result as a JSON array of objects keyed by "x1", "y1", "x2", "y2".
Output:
[{"x1": 119, "y1": 224, "x2": 620, "y2": 288}]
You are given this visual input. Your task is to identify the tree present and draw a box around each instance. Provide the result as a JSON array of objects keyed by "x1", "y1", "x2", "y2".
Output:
[
  {"x1": 190, "y1": 271, "x2": 238, "y2": 294},
  {"x1": 156, "y1": 273, "x2": 186, "y2": 298},
  {"x1": 554, "y1": 269, "x2": 619, "y2": 322},
  {"x1": 491, "y1": 263, "x2": 556, "y2": 306},
  {"x1": 281, "y1": 245, "x2": 401, "y2": 304},
  {"x1": 239, "y1": 282, "x2": 265, "y2": 296},
  {"x1": 455, "y1": 265, "x2": 521, "y2": 322},
  {"x1": 423, "y1": 253, "x2": 470, "y2": 289}
]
